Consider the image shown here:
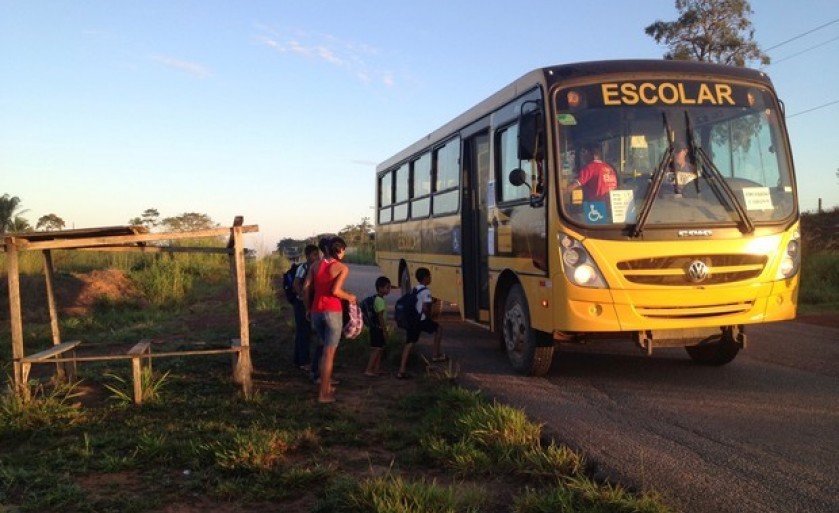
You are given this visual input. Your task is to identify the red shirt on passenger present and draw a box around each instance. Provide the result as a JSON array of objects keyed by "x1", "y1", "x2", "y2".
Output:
[
  {"x1": 576, "y1": 159, "x2": 618, "y2": 200},
  {"x1": 312, "y1": 259, "x2": 342, "y2": 313}
]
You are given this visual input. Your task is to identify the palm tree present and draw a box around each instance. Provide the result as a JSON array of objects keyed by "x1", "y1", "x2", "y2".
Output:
[
  {"x1": 9, "y1": 216, "x2": 32, "y2": 233},
  {"x1": 0, "y1": 194, "x2": 28, "y2": 234}
]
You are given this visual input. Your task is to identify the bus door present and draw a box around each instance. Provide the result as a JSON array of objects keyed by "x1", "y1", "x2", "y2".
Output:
[{"x1": 461, "y1": 131, "x2": 491, "y2": 324}]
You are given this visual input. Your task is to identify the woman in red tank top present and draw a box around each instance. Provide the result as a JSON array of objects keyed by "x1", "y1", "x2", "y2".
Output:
[{"x1": 303, "y1": 236, "x2": 356, "y2": 403}]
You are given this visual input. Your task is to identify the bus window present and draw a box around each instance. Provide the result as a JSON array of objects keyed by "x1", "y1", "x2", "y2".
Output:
[
  {"x1": 498, "y1": 123, "x2": 533, "y2": 203},
  {"x1": 433, "y1": 138, "x2": 460, "y2": 215},
  {"x1": 394, "y1": 163, "x2": 409, "y2": 222},
  {"x1": 411, "y1": 152, "x2": 431, "y2": 218},
  {"x1": 378, "y1": 171, "x2": 392, "y2": 224}
]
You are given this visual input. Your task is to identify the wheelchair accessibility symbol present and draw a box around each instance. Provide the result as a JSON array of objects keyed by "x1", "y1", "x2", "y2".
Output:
[{"x1": 584, "y1": 202, "x2": 609, "y2": 224}]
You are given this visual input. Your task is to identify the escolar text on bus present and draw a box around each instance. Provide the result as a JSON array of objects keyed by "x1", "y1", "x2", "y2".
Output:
[{"x1": 601, "y1": 82, "x2": 735, "y2": 106}]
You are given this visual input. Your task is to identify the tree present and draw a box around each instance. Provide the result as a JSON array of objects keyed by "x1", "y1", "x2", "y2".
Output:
[
  {"x1": 338, "y1": 217, "x2": 373, "y2": 246},
  {"x1": 9, "y1": 216, "x2": 32, "y2": 233},
  {"x1": 645, "y1": 0, "x2": 769, "y2": 66},
  {"x1": 36, "y1": 213, "x2": 66, "y2": 232},
  {"x1": 128, "y1": 208, "x2": 161, "y2": 231},
  {"x1": 0, "y1": 193, "x2": 28, "y2": 234},
  {"x1": 160, "y1": 212, "x2": 217, "y2": 232}
]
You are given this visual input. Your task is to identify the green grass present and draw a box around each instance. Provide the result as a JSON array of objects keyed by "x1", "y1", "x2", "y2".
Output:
[
  {"x1": 315, "y1": 474, "x2": 488, "y2": 513},
  {"x1": 799, "y1": 251, "x2": 839, "y2": 306},
  {"x1": 0, "y1": 250, "x2": 673, "y2": 511}
]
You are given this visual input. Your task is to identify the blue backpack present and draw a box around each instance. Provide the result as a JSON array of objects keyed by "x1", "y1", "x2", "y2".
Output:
[
  {"x1": 360, "y1": 295, "x2": 378, "y2": 327},
  {"x1": 394, "y1": 286, "x2": 425, "y2": 330},
  {"x1": 282, "y1": 263, "x2": 306, "y2": 303}
]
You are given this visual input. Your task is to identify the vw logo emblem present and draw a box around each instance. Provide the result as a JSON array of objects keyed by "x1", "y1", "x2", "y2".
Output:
[{"x1": 687, "y1": 260, "x2": 710, "y2": 283}]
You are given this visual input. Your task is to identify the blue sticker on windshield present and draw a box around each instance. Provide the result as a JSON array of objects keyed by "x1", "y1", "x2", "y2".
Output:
[{"x1": 583, "y1": 201, "x2": 609, "y2": 224}]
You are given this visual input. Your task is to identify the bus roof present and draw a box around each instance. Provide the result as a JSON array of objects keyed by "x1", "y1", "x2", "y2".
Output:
[{"x1": 377, "y1": 59, "x2": 774, "y2": 174}]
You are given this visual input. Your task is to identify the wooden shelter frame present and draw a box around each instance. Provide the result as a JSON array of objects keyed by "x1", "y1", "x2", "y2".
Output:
[{"x1": 3, "y1": 217, "x2": 258, "y2": 403}]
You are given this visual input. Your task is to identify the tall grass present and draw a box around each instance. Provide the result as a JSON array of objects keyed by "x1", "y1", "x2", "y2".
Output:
[
  {"x1": 315, "y1": 475, "x2": 487, "y2": 513},
  {"x1": 513, "y1": 476, "x2": 672, "y2": 513},
  {"x1": 0, "y1": 250, "x2": 140, "y2": 275},
  {"x1": 248, "y1": 254, "x2": 285, "y2": 312},
  {"x1": 799, "y1": 251, "x2": 839, "y2": 306},
  {"x1": 128, "y1": 258, "x2": 194, "y2": 306},
  {"x1": 0, "y1": 380, "x2": 86, "y2": 431},
  {"x1": 414, "y1": 386, "x2": 583, "y2": 479}
]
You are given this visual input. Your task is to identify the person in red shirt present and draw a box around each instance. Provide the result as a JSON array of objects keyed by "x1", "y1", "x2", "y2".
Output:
[
  {"x1": 303, "y1": 236, "x2": 356, "y2": 404},
  {"x1": 571, "y1": 143, "x2": 618, "y2": 201}
]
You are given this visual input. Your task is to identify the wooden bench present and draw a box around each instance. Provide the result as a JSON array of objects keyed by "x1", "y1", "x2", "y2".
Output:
[
  {"x1": 127, "y1": 340, "x2": 152, "y2": 405},
  {"x1": 20, "y1": 340, "x2": 82, "y2": 384}
]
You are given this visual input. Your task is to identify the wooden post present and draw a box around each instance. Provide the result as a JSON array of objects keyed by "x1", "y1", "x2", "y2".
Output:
[
  {"x1": 230, "y1": 220, "x2": 252, "y2": 397},
  {"x1": 128, "y1": 340, "x2": 152, "y2": 405},
  {"x1": 5, "y1": 237, "x2": 27, "y2": 398},
  {"x1": 42, "y1": 249, "x2": 66, "y2": 380}
]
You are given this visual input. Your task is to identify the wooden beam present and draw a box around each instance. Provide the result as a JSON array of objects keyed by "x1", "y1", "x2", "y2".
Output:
[
  {"x1": 231, "y1": 223, "x2": 252, "y2": 398},
  {"x1": 42, "y1": 250, "x2": 66, "y2": 380},
  {"x1": 21, "y1": 340, "x2": 82, "y2": 362},
  {"x1": 5, "y1": 237, "x2": 25, "y2": 393},
  {"x1": 32, "y1": 347, "x2": 242, "y2": 363},
  {"x1": 21, "y1": 340, "x2": 82, "y2": 383},
  {"x1": 128, "y1": 340, "x2": 152, "y2": 405},
  {"x1": 11, "y1": 225, "x2": 258, "y2": 252},
  {"x1": 77, "y1": 245, "x2": 233, "y2": 254}
]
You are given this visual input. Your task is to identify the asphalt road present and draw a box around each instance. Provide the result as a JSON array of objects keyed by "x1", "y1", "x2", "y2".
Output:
[{"x1": 345, "y1": 264, "x2": 839, "y2": 513}]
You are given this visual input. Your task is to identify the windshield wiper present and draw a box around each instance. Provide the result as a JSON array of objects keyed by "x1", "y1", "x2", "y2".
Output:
[
  {"x1": 630, "y1": 112, "x2": 673, "y2": 238},
  {"x1": 683, "y1": 111, "x2": 755, "y2": 234}
]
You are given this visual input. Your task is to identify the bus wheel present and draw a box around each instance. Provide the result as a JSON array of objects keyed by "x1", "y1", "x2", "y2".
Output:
[
  {"x1": 502, "y1": 284, "x2": 553, "y2": 376},
  {"x1": 399, "y1": 266, "x2": 411, "y2": 296},
  {"x1": 685, "y1": 330, "x2": 740, "y2": 366}
]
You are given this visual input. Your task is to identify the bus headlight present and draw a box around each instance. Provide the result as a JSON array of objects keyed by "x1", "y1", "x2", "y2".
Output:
[
  {"x1": 562, "y1": 247, "x2": 582, "y2": 266},
  {"x1": 559, "y1": 234, "x2": 607, "y2": 288},
  {"x1": 775, "y1": 230, "x2": 801, "y2": 280}
]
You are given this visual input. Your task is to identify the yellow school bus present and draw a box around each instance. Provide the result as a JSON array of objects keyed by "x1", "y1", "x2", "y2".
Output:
[{"x1": 375, "y1": 60, "x2": 799, "y2": 375}]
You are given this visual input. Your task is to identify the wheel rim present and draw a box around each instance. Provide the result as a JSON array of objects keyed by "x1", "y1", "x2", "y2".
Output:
[
  {"x1": 400, "y1": 267, "x2": 411, "y2": 296},
  {"x1": 504, "y1": 302, "x2": 527, "y2": 356}
]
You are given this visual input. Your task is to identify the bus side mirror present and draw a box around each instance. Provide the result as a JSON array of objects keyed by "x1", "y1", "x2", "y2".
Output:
[
  {"x1": 509, "y1": 168, "x2": 528, "y2": 188},
  {"x1": 518, "y1": 108, "x2": 544, "y2": 161}
]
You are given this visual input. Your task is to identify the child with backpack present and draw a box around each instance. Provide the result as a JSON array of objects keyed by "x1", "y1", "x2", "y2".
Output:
[
  {"x1": 362, "y1": 276, "x2": 392, "y2": 377},
  {"x1": 289, "y1": 244, "x2": 319, "y2": 370},
  {"x1": 396, "y1": 267, "x2": 446, "y2": 379}
]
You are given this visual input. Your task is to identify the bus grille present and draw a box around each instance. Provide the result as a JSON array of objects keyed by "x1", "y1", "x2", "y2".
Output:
[
  {"x1": 617, "y1": 254, "x2": 767, "y2": 285},
  {"x1": 636, "y1": 302, "x2": 754, "y2": 319}
]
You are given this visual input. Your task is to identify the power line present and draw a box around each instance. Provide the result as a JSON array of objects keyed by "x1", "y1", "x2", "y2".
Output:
[
  {"x1": 764, "y1": 18, "x2": 839, "y2": 51},
  {"x1": 769, "y1": 35, "x2": 839, "y2": 65},
  {"x1": 787, "y1": 99, "x2": 839, "y2": 119}
]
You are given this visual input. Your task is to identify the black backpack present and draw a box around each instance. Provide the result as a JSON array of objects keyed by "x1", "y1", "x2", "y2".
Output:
[
  {"x1": 282, "y1": 263, "x2": 304, "y2": 303},
  {"x1": 360, "y1": 295, "x2": 378, "y2": 327},
  {"x1": 394, "y1": 286, "x2": 425, "y2": 330}
]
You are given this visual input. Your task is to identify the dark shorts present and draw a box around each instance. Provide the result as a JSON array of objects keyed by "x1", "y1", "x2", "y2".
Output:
[
  {"x1": 370, "y1": 327, "x2": 386, "y2": 348},
  {"x1": 406, "y1": 318, "x2": 438, "y2": 344}
]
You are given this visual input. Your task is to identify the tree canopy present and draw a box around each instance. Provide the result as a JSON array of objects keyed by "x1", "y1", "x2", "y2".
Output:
[
  {"x1": 160, "y1": 212, "x2": 218, "y2": 232},
  {"x1": 36, "y1": 213, "x2": 66, "y2": 232},
  {"x1": 0, "y1": 194, "x2": 27, "y2": 234},
  {"x1": 128, "y1": 208, "x2": 161, "y2": 231},
  {"x1": 645, "y1": 0, "x2": 769, "y2": 66}
]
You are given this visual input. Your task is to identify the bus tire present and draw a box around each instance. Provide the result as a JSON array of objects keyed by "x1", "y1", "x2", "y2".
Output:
[
  {"x1": 502, "y1": 284, "x2": 553, "y2": 376},
  {"x1": 399, "y1": 266, "x2": 411, "y2": 296},
  {"x1": 685, "y1": 330, "x2": 740, "y2": 366}
]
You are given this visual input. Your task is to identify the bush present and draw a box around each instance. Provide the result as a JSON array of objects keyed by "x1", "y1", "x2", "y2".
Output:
[{"x1": 799, "y1": 251, "x2": 839, "y2": 305}]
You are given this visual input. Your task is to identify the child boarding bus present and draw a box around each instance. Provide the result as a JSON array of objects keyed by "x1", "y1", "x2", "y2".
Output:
[{"x1": 375, "y1": 60, "x2": 799, "y2": 376}]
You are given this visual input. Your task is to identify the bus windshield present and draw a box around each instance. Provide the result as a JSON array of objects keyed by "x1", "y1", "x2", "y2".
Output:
[{"x1": 554, "y1": 80, "x2": 796, "y2": 229}]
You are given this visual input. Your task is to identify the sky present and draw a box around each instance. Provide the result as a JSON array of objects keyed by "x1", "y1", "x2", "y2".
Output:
[{"x1": 2, "y1": 1, "x2": 837, "y2": 252}]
